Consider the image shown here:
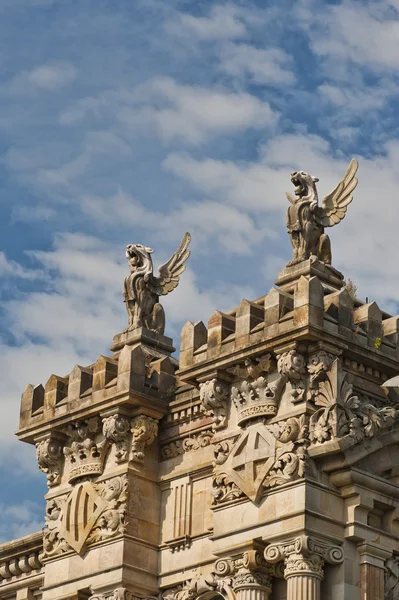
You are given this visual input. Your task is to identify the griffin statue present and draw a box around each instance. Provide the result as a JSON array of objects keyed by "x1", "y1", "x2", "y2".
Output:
[
  {"x1": 123, "y1": 232, "x2": 191, "y2": 335},
  {"x1": 286, "y1": 158, "x2": 359, "y2": 266}
]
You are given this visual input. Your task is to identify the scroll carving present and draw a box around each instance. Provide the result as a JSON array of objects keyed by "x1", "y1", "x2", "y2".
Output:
[
  {"x1": 199, "y1": 379, "x2": 229, "y2": 429},
  {"x1": 161, "y1": 430, "x2": 213, "y2": 460},
  {"x1": 277, "y1": 350, "x2": 306, "y2": 402},
  {"x1": 36, "y1": 437, "x2": 63, "y2": 487},
  {"x1": 131, "y1": 415, "x2": 158, "y2": 460},
  {"x1": 103, "y1": 414, "x2": 131, "y2": 463}
]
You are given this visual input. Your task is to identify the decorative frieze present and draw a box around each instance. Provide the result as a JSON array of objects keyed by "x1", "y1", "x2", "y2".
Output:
[
  {"x1": 160, "y1": 430, "x2": 213, "y2": 460},
  {"x1": 199, "y1": 378, "x2": 229, "y2": 429},
  {"x1": 90, "y1": 588, "x2": 140, "y2": 600}
]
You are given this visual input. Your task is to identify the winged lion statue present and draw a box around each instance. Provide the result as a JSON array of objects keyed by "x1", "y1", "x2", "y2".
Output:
[
  {"x1": 123, "y1": 232, "x2": 191, "y2": 335},
  {"x1": 285, "y1": 158, "x2": 359, "y2": 266}
]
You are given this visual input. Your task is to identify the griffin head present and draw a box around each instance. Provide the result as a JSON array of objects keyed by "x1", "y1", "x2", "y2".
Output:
[
  {"x1": 125, "y1": 243, "x2": 154, "y2": 277},
  {"x1": 290, "y1": 170, "x2": 319, "y2": 199}
]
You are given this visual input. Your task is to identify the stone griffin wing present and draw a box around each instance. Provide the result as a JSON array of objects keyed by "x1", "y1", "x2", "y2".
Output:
[
  {"x1": 150, "y1": 232, "x2": 191, "y2": 296},
  {"x1": 314, "y1": 158, "x2": 359, "y2": 228}
]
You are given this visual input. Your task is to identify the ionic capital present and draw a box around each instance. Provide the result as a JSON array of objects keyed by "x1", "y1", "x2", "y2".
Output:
[{"x1": 264, "y1": 535, "x2": 343, "y2": 580}]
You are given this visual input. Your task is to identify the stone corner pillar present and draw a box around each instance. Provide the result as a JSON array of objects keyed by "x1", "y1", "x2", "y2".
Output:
[
  {"x1": 264, "y1": 535, "x2": 343, "y2": 600},
  {"x1": 357, "y1": 542, "x2": 392, "y2": 600}
]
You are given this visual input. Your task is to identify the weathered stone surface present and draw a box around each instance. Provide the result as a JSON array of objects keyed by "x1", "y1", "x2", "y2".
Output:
[{"x1": 5, "y1": 162, "x2": 399, "y2": 600}]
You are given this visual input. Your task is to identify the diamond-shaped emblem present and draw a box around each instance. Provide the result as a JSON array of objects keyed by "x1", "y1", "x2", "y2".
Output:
[
  {"x1": 221, "y1": 422, "x2": 276, "y2": 503},
  {"x1": 60, "y1": 481, "x2": 107, "y2": 554}
]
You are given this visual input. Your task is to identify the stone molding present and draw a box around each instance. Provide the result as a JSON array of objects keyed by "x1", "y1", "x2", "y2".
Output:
[
  {"x1": 264, "y1": 535, "x2": 343, "y2": 580},
  {"x1": 89, "y1": 588, "x2": 143, "y2": 600}
]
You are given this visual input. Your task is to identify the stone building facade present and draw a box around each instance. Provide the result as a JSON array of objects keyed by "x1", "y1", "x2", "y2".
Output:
[{"x1": 2, "y1": 165, "x2": 399, "y2": 600}]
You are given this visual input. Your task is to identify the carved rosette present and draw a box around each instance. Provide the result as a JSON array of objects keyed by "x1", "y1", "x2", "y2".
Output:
[
  {"x1": 36, "y1": 437, "x2": 64, "y2": 487},
  {"x1": 131, "y1": 415, "x2": 158, "y2": 461},
  {"x1": 103, "y1": 414, "x2": 131, "y2": 463},
  {"x1": 199, "y1": 379, "x2": 229, "y2": 429},
  {"x1": 277, "y1": 350, "x2": 306, "y2": 402}
]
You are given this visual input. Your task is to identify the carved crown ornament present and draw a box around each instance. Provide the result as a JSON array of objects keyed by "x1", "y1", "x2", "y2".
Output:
[
  {"x1": 207, "y1": 350, "x2": 399, "y2": 505},
  {"x1": 35, "y1": 414, "x2": 159, "y2": 487}
]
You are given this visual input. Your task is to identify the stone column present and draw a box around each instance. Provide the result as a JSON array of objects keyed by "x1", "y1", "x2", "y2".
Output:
[
  {"x1": 265, "y1": 535, "x2": 343, "y2": 600},
  {"x1": 358, "y1": 543, "x2": 391, "y2": 600},
  {"x1": 215, "y1": 549, "x2": 273, "y2": 600},
  {"x1": 283, "y1": 554, "x2": 323, "y2": 600}
]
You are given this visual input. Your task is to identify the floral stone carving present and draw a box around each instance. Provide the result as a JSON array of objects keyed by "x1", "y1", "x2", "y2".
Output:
[
  {"x1": 309, "y1": 359, "x2": 399, "y2": 446},
  {"x1": 199, "y1": 379, "x2": 229, "y2": 429}
]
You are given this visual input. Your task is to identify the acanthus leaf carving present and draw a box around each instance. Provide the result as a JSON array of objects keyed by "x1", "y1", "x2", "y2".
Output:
[
  {"x1": 199, "y1": 379, "x2": 229, "y2": 430},
  {"x1": 131, "y1": 415, "x2": 158, "y2": 461},
  {"x1": 212, "y1": 473, "x2": 245, "y2": 505},
  {"x1": 36, "y1": 437, "x2": 64, "y2": 487},
  {"x1": 309, "y1": 359, "x2": 399, "y2": 447},
  {"x1": 41, "y1": 497, "x2": 70, "y2": 559},
  {"x1": 87, "y1": 475, "x2": 128, "y2": 544}
]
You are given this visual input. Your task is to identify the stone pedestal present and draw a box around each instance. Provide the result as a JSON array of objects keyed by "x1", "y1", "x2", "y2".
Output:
[{"x1": 274, "y1": 256, "x2": 344, "y2": 294}]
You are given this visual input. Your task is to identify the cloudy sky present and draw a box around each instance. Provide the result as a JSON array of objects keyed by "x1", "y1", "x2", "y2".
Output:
[{"x1": 1, "y1": 0, "x2": 399, "y2": 541}]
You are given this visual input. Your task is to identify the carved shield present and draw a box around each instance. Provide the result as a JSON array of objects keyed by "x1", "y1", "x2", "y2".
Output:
[
  {"x1": 60, "y1": 481, "x2": 107, "y2": 553},
  {"x1": 221, "y1": 423, "x2": 277, "y2": 503}
]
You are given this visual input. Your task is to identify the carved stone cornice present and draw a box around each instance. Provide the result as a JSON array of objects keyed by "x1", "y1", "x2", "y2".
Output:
[
  {"x1": 264, "y1": 535, "x2": 343, "y2": 580},
  {"x1": 199, "y1": 378, "x2": 229, "y2": 430},
  {"x1": 130, "y1": 415, "x2": 158, "y2": 461}
]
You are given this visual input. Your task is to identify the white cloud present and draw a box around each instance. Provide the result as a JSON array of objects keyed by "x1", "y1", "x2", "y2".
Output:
[
  {"x1": 219, "y1": 43, "x2": 295, "y2": 86},
  {"x1": 297, "y1": 0, "x2": 399, "y2": 73},
  {"x1": 165, "y1": 4, "x2": 247, "y2": 41},
  {"x1": 119, "y1": 77, "x2": 278, "y2": 144},
  {"x1": 0, "y1": 501, "x2": 44, "y2": 543},
  {"x1": 10, "y1": 62, "x2": 77, "y2": 93}
]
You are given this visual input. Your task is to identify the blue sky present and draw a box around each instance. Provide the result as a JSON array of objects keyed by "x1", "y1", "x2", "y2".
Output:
[{"x1": 1, "y1": 0, "x2": 399, "y2": 541}]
